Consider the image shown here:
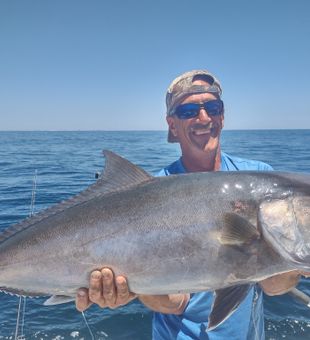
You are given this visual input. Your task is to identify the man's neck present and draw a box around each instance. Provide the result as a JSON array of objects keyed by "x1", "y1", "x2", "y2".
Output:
[{"x1": 181, "y1": 148, "x2": 221, "y2": 173}]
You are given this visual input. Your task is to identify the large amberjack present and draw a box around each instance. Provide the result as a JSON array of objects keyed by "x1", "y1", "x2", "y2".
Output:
[{"x1": 0, "y1": 151, "x2": 309, "y2": 329}]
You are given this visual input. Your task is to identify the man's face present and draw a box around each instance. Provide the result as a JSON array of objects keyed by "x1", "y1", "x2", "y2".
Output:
[{"x1": 167, "y1": 80, "x2": 224, "y2": 169}]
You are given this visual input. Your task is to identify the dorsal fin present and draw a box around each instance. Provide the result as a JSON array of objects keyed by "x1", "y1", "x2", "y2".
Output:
[
  {"x1": 97, "y1": 150, "x2": 152, "y2": 194},
  {"x1": 0, "y1": 150, "x2": 153, "y2": 246}
]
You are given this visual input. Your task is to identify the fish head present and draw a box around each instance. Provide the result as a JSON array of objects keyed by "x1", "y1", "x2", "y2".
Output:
[{"x1": 259, "y1": 195, "x2": 310, "y2": 270}]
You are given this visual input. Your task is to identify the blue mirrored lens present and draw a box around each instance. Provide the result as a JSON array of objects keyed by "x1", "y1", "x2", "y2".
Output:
[
  {"x1": 203, "y1": 100, "x2": 223, "y2": 116},
  {"x1": 174, "y1": 103, "x2": 200, "y2": 119},
  {"x1": 174, "y1": 100, "x2": 223, "y2": 119}
]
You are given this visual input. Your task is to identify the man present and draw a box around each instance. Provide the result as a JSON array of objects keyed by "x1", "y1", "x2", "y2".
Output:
[{"x1": 76, "y1": 70, "x2": 304, "y2": 339}]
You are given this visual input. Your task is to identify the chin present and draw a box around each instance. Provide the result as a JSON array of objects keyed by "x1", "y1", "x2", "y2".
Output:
[{"x1": 198, "y1": 137, "x2": 220, "y2": 153}]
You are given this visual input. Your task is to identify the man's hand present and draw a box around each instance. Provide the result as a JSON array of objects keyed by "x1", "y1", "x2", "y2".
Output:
[
  {"x1": 75, "y1": 268, "x2": 137, "y2": 312},
  {"x1": 259, "y1": 270, "x2": 310, "y2": 296},
  {"x1": 75, "y1": 268, "x2": 189, "y2": 315}
]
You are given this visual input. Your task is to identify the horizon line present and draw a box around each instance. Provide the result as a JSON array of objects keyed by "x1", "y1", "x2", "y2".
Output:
[{"x1": 0, "y1": 128, "x2": 310, "y2": 132}]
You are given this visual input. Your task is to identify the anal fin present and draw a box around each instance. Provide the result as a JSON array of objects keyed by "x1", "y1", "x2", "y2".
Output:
[{"x1": 43, "y1": 295, "x2": 75, "y2": 306}]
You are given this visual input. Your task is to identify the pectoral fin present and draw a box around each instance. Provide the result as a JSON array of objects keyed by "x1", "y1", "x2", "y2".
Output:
[
  {"x1": 208, "y1": 284, "x2": 253, "y2": 330},
  {"x1": 43, "y1": 295, "x2": 75, "y2": 306},
  {"x1": 219, "y1": 213, "x2": 260, "y2": 247}
]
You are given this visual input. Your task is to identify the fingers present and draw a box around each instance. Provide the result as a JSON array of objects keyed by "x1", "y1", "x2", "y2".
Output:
[
  {"x1": 75, "y1": 268, "x2": 137, "y2": 312},
  {"x1": 76, "y1": 288, "x2": 92, "y2": 312},
  {"x1": 102, "y1": 268, "x2": 116, "y2": 306},
  {"x1": 89, "y1": 270, "x2": 106, "y2": 307},
  {"x1": 101, "y1": 268, "x2": 137, "y2": 308},
  {"x1": 115, "y1": 275, "x2": 137, "y2": 305},
  {"x1": 299, "y1": 271, "x2": 310, "y2": 278}
]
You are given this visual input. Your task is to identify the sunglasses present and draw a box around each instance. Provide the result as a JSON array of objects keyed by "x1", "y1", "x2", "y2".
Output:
[{"x1": 174, "y1": 99, "x2": 224, "y2": 119}]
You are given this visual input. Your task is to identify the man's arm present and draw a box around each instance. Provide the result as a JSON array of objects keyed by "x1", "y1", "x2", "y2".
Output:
[
  {"x1": 139, "y1": 294, "x2": 190, "y2": 315},
  {"x1": 76, "y1": 269, "x2": 310, "y2": 313},
  {"x1": 75, "y1": 268, "x2": 189, "y2": 315},
  {"x1": 259, "y1": 271, "x2": 310, "y2": 295}
]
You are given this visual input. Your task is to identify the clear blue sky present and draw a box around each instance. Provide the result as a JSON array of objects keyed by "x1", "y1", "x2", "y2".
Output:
[{"x1": 1, "y1": 0, "x2": 309, "y2": 130}]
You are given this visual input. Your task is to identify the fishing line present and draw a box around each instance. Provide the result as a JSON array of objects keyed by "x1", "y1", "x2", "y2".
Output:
[
  {"x1": 29, "y1": 169, "x2": 37, "y2": 217},
  {"x1": 14, "y1": 296, "x2": 22, "y2": 340},
  {"x1": 14, "y1": 295, "x2": 26, "y2": 340},
  {"x1": 14, "y1": 170, "x2": 38, "y2": 340},
  {"x1": 20, "y1": 297, "x2": 27, "y2": 337},
  {"x1": 82, "y1": 311, "x2": 96, "y2": 339}
]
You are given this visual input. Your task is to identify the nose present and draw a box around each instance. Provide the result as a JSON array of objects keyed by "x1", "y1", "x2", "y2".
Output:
[{"x1": 197, "y1": 108, "x2": 212, "y2": 123}]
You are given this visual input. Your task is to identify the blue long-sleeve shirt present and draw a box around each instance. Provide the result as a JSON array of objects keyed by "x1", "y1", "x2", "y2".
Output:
[{"x1": 153, "y1": 152, "x2": 273, "y2": 340}]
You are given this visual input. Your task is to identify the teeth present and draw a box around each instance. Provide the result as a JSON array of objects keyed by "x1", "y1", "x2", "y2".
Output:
[
  {"x1": 192, "y1": 127, "x2": 212, "y2": 135},
  {"x1": 194, "y1": 130, "x2": 210, "y2": 135}
]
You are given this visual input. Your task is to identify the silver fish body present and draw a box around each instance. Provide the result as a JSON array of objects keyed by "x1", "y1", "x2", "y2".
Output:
[{"x1": 0, "y1": 151, "x2": 309, "y2": 328}]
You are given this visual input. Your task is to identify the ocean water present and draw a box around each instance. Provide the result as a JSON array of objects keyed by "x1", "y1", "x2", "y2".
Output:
[{"x1": 0, "y1": 130, "x2": 309, "y2": 340}]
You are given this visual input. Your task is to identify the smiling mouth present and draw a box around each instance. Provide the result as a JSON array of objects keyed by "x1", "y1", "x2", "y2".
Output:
[{"x1": 191, "y1": 123, "x2": 214, "y2": 136}]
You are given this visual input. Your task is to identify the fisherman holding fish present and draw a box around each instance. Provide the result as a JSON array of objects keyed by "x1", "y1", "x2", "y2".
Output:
[{"x1": 76, "y1": 70, "x2": 308, "y2": 339}]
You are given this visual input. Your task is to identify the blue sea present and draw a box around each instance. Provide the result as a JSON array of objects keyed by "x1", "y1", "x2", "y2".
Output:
[{"x1": 0, "y1": 130, "x2": 309, "y2": 340}]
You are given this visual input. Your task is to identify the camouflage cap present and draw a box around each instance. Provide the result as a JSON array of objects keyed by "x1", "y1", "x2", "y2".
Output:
[{"x1": 166, "y1": 70, "x2": 222, "y2": 143}]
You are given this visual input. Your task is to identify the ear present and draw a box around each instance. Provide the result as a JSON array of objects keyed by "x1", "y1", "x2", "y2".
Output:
[
  {"x1": 221, "y1": 114, "x2": 224, "y2": 129},
  {"x1": 166, "y1": 116, "x2": 178, "y2": 138}
]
